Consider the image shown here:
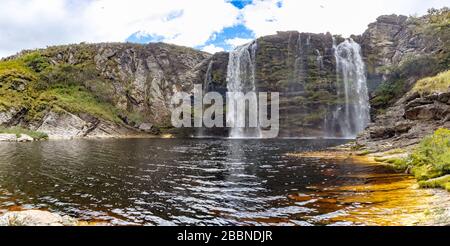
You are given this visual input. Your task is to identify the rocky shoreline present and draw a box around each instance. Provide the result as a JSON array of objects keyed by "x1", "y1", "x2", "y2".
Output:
[{"x1": 0, "y1": 210, "x2": 79, "y2": 226}]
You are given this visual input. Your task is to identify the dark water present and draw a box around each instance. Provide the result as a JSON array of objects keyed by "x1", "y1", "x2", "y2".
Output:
[{"x1": 0, "y1": 139, "x2": 418, "y2": 225}]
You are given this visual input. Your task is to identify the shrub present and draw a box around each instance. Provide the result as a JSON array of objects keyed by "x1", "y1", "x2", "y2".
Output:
[
  {"x1": 412, "y1": 70, "x2": 450, "y2": 95},
  {"x1": 35, "y1": 64, "x2": 98, "y2": 90},
  {"x1": 408, "y1": 128, "x2": 450, "y2": 180},
  {"x1": 22, "y1": 53, "x2": 50, "y2": 73}
]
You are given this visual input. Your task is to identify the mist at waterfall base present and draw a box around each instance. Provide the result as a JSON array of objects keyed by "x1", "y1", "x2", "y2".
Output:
[
  {"x1": 324, "y1": 39, "x2": 371, "y2": 139},
  {"x1": 197, "y1": 37, "x2": 370, "y2": 139}
]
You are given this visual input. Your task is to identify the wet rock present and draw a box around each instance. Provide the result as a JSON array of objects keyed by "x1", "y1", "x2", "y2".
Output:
[
  {"x1": 138, "y1": 123, "x2": 153, "y2": 132},
  {"x1": 17, "y1": 134, "x2": 34, "y2": 142},
  {"x1": 0, "y1": 134, "x2": 18, "y2": 142},
  {"x1": 0, "y1": 210, "x2": 78, "y2": 226}
]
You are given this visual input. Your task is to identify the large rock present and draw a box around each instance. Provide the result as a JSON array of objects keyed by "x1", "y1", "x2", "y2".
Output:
[
  {"x1": 35, "y1": 110, "x2": 134, "y2": 139},
  {"x1": 17, "y1": 134, "x2": 34, "y2": 142},
  {"x1": 358, "y1": 91, "x2": 450, "y2": 152},
  {"x1": 36, "y1": 111, "x2": 89, "y2": 139},
  {"x1": 0, "y1": 134, "x2": 18, "y2": 142},
  {"x1": 0, "y1": 210, "x2": 78, "y2": 226}
]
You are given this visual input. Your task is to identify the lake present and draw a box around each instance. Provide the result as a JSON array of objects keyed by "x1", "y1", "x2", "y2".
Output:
[{"x1": 0, "y1": 139, "x2": 448, "y2": 225}]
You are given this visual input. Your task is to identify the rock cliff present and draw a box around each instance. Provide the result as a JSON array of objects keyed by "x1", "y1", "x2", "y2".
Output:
[
  {"x1": 355, "y1": 8, "x2": 449, "y2": 151},
  {"x1": 0, "y1": 8, "x2": 448, "y2": 140}
]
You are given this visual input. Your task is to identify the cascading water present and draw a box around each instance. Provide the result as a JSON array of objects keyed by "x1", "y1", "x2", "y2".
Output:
[
  {"x1": 196, "y1": 60, "x2": 214, "y2": 138},
  {"x1": 327, "y1": 38, "x2": 370, "y2": 138},
  {"x1": 226, "y1": 41, "x2": 261, "y2": 138}
]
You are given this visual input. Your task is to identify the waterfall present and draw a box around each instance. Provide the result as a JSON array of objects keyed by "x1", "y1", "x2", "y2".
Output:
[
  {"x1": 329, "y1": 38, "x2": 370, "y2": 138},
  {"x1": 196, "y1": 60, "x2": 214, "y2": 138},
  {"x1": 226, "y1": 41, "x2": 261, "y2": 138},
  {"x1": 203, "y1": 59, "x2": 213, "y2": 93}
]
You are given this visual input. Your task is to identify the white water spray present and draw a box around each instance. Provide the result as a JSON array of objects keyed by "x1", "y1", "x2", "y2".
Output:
[
  {"x1": 331, "y1": 38, "x2": 370, "y2": 138},
  {"x1": 226, "y1": 41, "x2": 261, "y2": 138}
]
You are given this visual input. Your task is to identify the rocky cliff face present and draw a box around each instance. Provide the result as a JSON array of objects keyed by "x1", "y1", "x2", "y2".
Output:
[
  {"x1": 201, "y1": 31, "x2": 342, "y2": 137},
  {"x1": 357, "y1": 10, "x2": 449, "y2": 114},
  {"x1": 1, "y1": 43, "x2": 209, "y2": 138},
  {"x1": 1, "y1": 9, "x2": 447, "y2": 140},
  {"x1": 45, "y1": 43, "x2": 210, "y2": 126},
  {"x1": 355, "y1": 9, "x2": 449, "y2": 151},
  {"x1": 358, "y1": 88, "x2": 450, "y2": 152}
]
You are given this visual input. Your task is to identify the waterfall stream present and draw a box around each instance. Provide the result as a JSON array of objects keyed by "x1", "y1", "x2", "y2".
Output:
[
  {"x1": 226, "y1": 41, "x2": 261, "y2": 138},
  {"x1": 329, "y1": 38, "x2": 370, "y2": 138}
]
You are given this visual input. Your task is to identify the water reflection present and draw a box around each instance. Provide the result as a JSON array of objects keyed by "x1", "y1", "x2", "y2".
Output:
[{"x1": 0, "y1": 139, "x2": 447, "y2": 225}]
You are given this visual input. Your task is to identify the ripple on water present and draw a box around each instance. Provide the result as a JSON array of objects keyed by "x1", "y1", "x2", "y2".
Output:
[{"x1": 0, "y1": 139, "x2": 448, "y2": 225}]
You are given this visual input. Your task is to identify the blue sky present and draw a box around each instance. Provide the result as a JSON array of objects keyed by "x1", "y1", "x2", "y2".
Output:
[
  {"x1": 126, "y1": 0, "x2": 260, "y2": 52},
  {"x1": 0, "y1": 0, "x2": 448, "y2": 57}
]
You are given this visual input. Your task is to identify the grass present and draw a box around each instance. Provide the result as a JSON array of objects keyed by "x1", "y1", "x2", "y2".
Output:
[
  {"x1": 412, "y1": 70, "x2": 450, "y2": 95},
  {"x1": 418, "y1": 175, "x2": 450, "y2": 192},
  {"x1": 378, "y1": 129, "x2": 450, "y2": 191},
  {"x1": 38, "y1": 86, "x2": 122, "y2": 123},
  {"x1": 407, "y1": 128, "x2": 450, "y2": 182},
  {"x1": 0, "y1": 127, "x2": 48, "y2": 140}
]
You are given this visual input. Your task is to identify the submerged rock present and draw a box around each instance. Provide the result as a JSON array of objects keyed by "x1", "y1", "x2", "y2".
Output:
[{"x1": 0, "y1": 210, "x2": 78, "y2": 226}]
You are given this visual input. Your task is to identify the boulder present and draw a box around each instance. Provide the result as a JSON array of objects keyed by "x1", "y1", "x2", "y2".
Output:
[
  {"x1": 0, "y1": 134, "x2": 18, "y2": 142},
  {"x1": 0, "y1": 210, "x2": 78, "y2": 226},
  {"x1": 17, "y1": 134, "x2": 34, "y2": 142},
  {"x1": 138, "y1": 123, "x2": 153, "y2": 132}
]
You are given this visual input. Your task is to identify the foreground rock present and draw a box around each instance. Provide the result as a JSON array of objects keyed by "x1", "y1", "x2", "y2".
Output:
[
  {"x1": 0, "y1": 210, "x2": 78, "y2": 226},
  {"x1": 0, "y1": 133, "x2": 34, "y2": 142}
]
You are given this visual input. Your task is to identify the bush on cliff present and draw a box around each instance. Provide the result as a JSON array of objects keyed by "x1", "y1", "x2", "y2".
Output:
[{"x1": 412, "y1": 70, "x2": 450, "y2": 95}]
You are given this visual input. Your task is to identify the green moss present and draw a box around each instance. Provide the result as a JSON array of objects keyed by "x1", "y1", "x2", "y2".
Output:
[
  {"x1": 22, "y1": 52, "x2": 50, "y2": 73},
  {"x1": 411, "y1": 164, "x2": 443, "y2": 180},
  {"x1": 418, "y1": 175, "x2": 450, "y2": 190},
  {"x1": 356, "y1": 150, "x2": 371, "y2": 156},
  {"x1": 401, "y1": 128, "x2": 450, "y2": 190},
  {"x1": 0, "y1": 127, "x2": 48, "y2": 140},
  {"x1": 409, "y1": 128, "x2": 450, "y2": 174}
]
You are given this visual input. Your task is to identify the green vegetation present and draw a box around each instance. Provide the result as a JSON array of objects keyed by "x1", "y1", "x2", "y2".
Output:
[
  {"x1": 0, "y1": 127, "x2": 48, "y2": 140},
  {"x1": 0, "y1": 47, "x2": 130, "y2": 135},
  {"x1": 372, "y1": 8, "x2": 449, "y2": 112},
  {"x1": 38, "y1": 86, "x2": 122, "y2": 123},
  {"x1": 412, "y1": 70, "x2": 450, "y2": 95},
  {"x1": 371, "y1": 54, "x2": 443, "y2": 109},
  {"x1": 409, "y1": 128, "x2": 450, "y2": 180},
  {"x1": 418, "y1": 175, "x2": 450, "y2": 191},
  {"x1": 380, "y1": 128, "x2": 450, "y2": 191}
]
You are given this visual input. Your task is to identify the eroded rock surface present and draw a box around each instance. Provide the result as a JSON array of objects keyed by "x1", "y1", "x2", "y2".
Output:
[{"x1": 0, "y1": 210, "x2": 78, "y2": 226}]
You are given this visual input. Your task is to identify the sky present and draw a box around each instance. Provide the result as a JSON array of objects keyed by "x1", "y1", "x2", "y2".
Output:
[{"x1": 0, "y1": 0, "x2": 448, "y2": 57}]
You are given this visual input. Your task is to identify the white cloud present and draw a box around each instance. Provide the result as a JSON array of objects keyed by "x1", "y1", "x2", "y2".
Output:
[
  {"x1": 0, "y1": 0, "x2": 448, "y2": 58},
  {"x1": 0, "y1": 0, "x2": 239, "y2": 57},
  {"x1": 225, "y1": 37, "x2": 254, "y2": 47},
  {"x1": 201, "y1": 44, "x2": 225, "y2": 53},
  {"x1": 241, "y1": 0, "x2": 449, "y2": 37}
]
